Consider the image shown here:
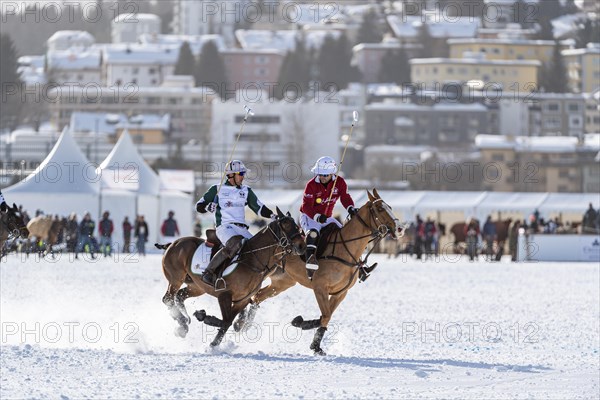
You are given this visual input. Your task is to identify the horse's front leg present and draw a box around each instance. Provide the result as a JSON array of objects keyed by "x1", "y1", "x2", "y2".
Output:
[
  {"x1": 308, "y1": 286, "x2": 334, "y2": 356},
  {"x1": 208, "y1": 291, "x2": 241, "y2": 347}
]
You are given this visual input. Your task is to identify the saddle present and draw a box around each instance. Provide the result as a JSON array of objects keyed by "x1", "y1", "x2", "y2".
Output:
[{"x1": 300, "y1": 223, "x2": 340, "y2": 263}]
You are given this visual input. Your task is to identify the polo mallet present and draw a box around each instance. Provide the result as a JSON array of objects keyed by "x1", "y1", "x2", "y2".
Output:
[
  {"x1": 216, "y1": 105, "x2": 254, "y2": 197},
  {"x1": 325, "y1": 111, "x2": 359, "y2": 214}
]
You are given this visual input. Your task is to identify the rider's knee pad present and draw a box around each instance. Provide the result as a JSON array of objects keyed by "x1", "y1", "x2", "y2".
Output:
[{"x1": 224, "y1": 235, "x2": 244, "y2": 257}]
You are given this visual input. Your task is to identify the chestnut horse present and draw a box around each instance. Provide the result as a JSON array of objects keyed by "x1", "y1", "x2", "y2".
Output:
[
  {"x1": 0, "y1": 203, "x2": 30, "y2": 257},
  {"x1": 26, "y1": 215, "x2": 65, "y2": 255},
  {"x1": 235, "y1": 189, "x2": 402, "y2": 355},
  {"x1": 158, "y1": 208, "x2": 306, "y2": 347}
]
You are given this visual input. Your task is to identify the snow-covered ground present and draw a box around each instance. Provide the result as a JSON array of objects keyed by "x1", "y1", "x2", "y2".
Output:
[{"x1": 1, "y1": 252, "x2": 598, "y2": 399}]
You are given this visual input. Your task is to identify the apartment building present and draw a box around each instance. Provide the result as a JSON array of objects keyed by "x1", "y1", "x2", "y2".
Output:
[
  {"x1": 476, "y1": 134, "x2": 600, "y2": 192},
  {"x1": 448, "y1": 38, "x2": 572, "y2": 64},
  {"x1": 47, "y1": 76, "x2": 214, "y2": 144},
  {"x1": 526, "y1": 93, "x2": 586, "y2": 138},
  {"x1": 562, "y1": 43, "x2": 600, "y2": 93}
]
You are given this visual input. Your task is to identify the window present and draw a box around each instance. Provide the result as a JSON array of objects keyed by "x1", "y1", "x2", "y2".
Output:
[
  {"x1": 255, "y1": 56, "x2": 267, "y2": 64},
  {"x1": 447, "y1": 67, "x2": 454, "y2": 74},
  {"x1": 132, "y1": 67, "x2": 139, "y2": 74},
  {"x1": 149, "y1": 68, "x2": 156, "y2": 74},
  {"x1": 545, "y1": 103, "x2": 560, "y2": 112},
  {"x1": 543, "y1": 116, "x2": 561, "y2": 129},
  {"x1": 492, "y1": 153, "x2": 504, "y2": 162},
  {"x1": 568, "y1": 103, "x2": 580, "y2": 112},
  {"x1": 559, "y1": 169, "x2": 569, "y2": 178},
  {"x1": 168, "y1": 98, "x2": 179, "y2": 105},
  {"x1": 147, "y1": 97, "x2": 160, "y2": 104}
]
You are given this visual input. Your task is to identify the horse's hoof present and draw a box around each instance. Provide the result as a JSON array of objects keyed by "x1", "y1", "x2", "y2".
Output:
[
  {"x1": 312, "y1": 347, "x2": 326, "y2": 356},
  {"x1": 193, "y1": 310, "x2": 206, "y2": 322},
  {"x1": 233, "y1": 320, "x2": 243, "y2": 332},
  {"x1": 174, "y1": 325, "x2": 188, "y2": 338},
  {"x1": 291, "y1": 316, "x2": 303, "y2": 328}
]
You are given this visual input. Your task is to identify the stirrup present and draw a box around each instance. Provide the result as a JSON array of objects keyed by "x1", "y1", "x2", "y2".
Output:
[{"x1": 214, "y1": 277, "x2": 227, "y2": 291}]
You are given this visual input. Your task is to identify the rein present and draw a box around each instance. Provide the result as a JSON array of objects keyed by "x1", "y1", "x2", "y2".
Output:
[
  {"x1": 321, "y1": 200, "x2": 389, "y2": 268},
  {"x1": 231, "y1": 218, "x2": 301, "y2": 303}
]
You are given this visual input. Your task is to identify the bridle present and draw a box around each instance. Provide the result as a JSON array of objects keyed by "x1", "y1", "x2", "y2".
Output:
[
  {"x1": 239, "y1": 215, "x2": 304, "y2": 273},
  {"x1": 321, "y1": 199, "x2": 399, "y2": 269}
]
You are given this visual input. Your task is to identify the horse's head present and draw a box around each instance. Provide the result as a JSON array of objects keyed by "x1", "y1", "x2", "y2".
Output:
[
  {"x1": 363, "y1": 189, "x2": 402, "y2": 239},
  {"x1": 269, "y1": 207, "x2": 306, "y2": 255},
  {"x1": 3, "y1": 203, "x2": 29, "y2": 239}
]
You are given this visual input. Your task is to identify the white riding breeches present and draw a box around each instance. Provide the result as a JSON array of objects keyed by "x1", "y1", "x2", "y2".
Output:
[
  {"x1": 216, "y1": 223, "x2": 253, "y2": 245},
  {"x1": 300, "y1": 213, "x2": 342, "y2": 234}
]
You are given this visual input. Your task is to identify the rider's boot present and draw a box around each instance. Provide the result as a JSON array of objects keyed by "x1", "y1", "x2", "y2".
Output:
[
  {"x1": 202, "y1": 248, "x2": 229, "y2": 285},
  {"x1": 305, "y1": 229, "x2": 319, "y2": 280},
  {"x1": 202, "y1": 235, "x2": 244, "y2": 286}
]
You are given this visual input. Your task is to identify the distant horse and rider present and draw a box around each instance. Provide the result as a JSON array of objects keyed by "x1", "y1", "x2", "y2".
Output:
[
  {"x1": 24, "y1": 215, "x2": 66, "y2": 256},
  {"x1": 450, "y1": 218, "x2": 512, "y2": 258},
  {"x1": 0, "y1": 203, "x2": 30, "y2": 257}
]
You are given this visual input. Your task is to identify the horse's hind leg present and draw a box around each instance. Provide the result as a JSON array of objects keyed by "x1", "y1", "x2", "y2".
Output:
[{"x1": 209, "y1": 292, "x2": 249, "y2": 347}]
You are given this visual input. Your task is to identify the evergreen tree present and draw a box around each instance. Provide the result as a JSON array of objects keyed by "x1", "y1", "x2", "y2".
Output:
[
  {"x1": 563, "y1": 0, "x2": 579, "y2": 15},
  {"x1": 539, "y1": 41, "x2": 569, "y2": 93},
  {"x1": 356, "y1": 9, "x2": 383, "y2": 45},
  {"x1": 417, "y1": 23, "x2": 435, "y2": 58},
  {"x1": 537, "y1": 0, "x2": 562, "y2": 21},
  {"x1": 575, "y1": 19, "x2": 599, "y2": 48},
  {"x1": 275, "y1": 38, "x2": 312, "y2": 99},
  {"x1": 377, "y1": 49, "x2": 411, "y2": 85},
  {"x1": 174, "y1": 42, "x2": 196, "y2": 76},
  {"x1": 195, "y1": 41, "x2": 228, "y2": 97},
  {"x1": 536, "y1": 17, "x2": 555, "y2": 40},
  {"x1": 0, "y1": 33, "x2": 22, "y2": 130},
  {"x1": 316, "y1": 34, "x2": 360, "y2": 91}
]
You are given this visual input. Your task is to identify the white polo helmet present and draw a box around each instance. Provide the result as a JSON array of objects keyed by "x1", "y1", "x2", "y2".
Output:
[
  {"x1": 225, "y1": 160, "x2": 249, "y2": 175},
  {"x1": 311, "y1": 156, "x2": 338, "y2": 175}
]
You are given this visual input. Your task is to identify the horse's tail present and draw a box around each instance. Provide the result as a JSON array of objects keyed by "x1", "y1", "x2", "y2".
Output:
[{"x1": 155, "y1": 242, "x2": 172, "y2": 250}]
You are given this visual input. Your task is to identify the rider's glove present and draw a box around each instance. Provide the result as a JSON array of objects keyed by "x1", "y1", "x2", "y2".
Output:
[
  {"x1": 207, "y1": 202, "x2": 217, "y2": 213},
  {"x1": 314, "y1": 214, "x2": 327, "y2": 224},
  {"x1": 347, "y1": 206, "x2": 358, "y2": 216}
]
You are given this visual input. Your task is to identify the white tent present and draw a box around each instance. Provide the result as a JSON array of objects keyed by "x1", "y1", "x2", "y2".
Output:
[
  {"x1": 4, "y1": 127, "x2": 100, "y2": 219},
  {"x1": 97, "y1": 130, "x2": 194, "y2": 244},
  {"x1": 475, "y1": 192, "x2": 549, "y2": 221},
  {"x1": 413, "y1": 191, "x2": 488, "y2": 221},
  {"x1": 537, "y1": 193, "x2": 600, "y2": 221}
]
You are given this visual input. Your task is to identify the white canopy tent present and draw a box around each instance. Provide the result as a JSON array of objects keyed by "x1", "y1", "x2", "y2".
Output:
[
  {"x1": 475, "y1": 192, "x2": 550, "y2": 221},
  {"x1": 98, "y1": 130, "x2": 161, "y2": 244},
  {"x1": 4, "y1": 127, "x2": 100, "y2": 219},
  {"x1": 413, "y1": 191, "x2": 488, "y2": 221},
  {"x1": 537, "y1": 193, "x2": 600, "y2": 221}
]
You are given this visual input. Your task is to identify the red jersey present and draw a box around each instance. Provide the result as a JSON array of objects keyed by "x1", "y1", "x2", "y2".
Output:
[{"x1": 300, "y1": 176, "x2": 354, "y2": 219}]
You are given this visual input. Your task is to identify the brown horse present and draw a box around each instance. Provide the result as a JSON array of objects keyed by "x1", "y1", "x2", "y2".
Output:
[
  {"x1": 26, "y1": 215, "x2": 64, "y2": 255},
  {"x1": 450, "y1": 219, "x2": 512, "y2": 253},
  {"x1": 0, "y1": 203, "x2": 30, "y2": 257},
  {"x1": 158, "y1": 208, "x2": 306, "y2": 347},
  {"x1": 235, "y1": 189, "x2": 402, "y2": 355}
]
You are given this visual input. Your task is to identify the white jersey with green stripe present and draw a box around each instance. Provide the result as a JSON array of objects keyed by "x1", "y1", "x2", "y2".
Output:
[{"x1": 198, "y1": 182, "x2": 265, "y2": 227}]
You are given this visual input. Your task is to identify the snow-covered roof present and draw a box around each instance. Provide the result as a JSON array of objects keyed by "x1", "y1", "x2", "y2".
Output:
[
  {"x1": 138, "y1": 33, "x2": 226, "y2": 54},
  {"x1": 476, "y1": 135, "x2": 582, "y2": 152},
  {"x1": 387, "y1": 15, "x2": 480, "y2": 39},
  {"x1": 365, "y1": 145, "x2": 432, "y2": 154},
  {"x1": 583, "y1": 134, "x2": 600, "y2": 150},
  {"x1": 18, "y1": 55, "x2": 45, "y2": 69},
  {"x1": 235, "y1": 29, "x2": 342, "y2": 52},
  {"x1": 102, "y1": 43, "x2": 179, "y2": 65},
  {"x1": 70, "y1": 112, "x2": 170, "y2": 135},
  {"x1": 47, "y1": 30, "x2": 95, "y2": 49},
  {"x1": 47, "y1": 49, "x2": 101, "y2": 70},
  {"x1": 447, "y1": 38, "x2": 565, "y2": 46},
  {"x1": 551, "y1": 13, "x2": 588, "y2": 39},
  {"x1": 113, "y1": 13, "x2": 161, "y2": 23},
  {"x1": 516, "y1": 136, "x2": 579, "y2": 153}
]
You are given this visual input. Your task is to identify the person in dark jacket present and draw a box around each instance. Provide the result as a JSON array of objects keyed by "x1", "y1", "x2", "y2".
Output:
[
  {"x1": 161, "y1": 210, "x2": 180, "y2": 240},
  {"x1": 134, "y1": 215, "x2": 149, "y2": 256},
  {"x1": 75, "y1": 212, "x2": 96, "y2": 259},
  {"x1": 65, "y1": 212, "x2": 79, "y2": 252},
  {"x1": 98, "y1": 211, "x2": 114, "y2": 257},
  {"x1": 122, "y1": 216, "x2": 132, "y2": 253},
  {"x1": 482, "y1": 215, "x2": 497, "y2": 260}
]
